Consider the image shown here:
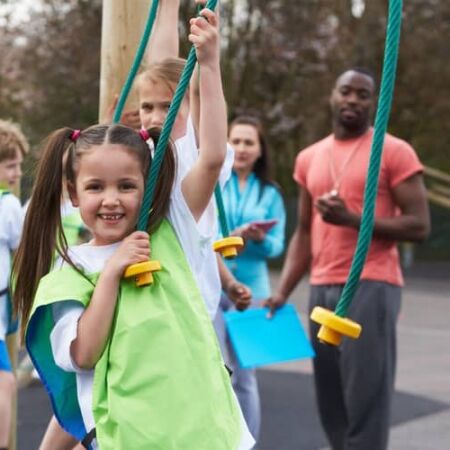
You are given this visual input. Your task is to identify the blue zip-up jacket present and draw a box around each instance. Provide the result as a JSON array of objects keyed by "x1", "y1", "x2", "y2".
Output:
[{"x1": 222, "y1": 172, "x2": 286, "y2": 300}]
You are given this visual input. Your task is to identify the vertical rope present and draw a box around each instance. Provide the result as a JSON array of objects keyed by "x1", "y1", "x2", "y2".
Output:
[
  {"x1": 195, "y1": 0, "x2": 231, "y2": 238},
  {"x1": 215, "y1": 184, "x2": 230, "y2": 236},
  {"x1": 112, "y1": 0, "x2": 160, "y2": 123},
  {"x1": 334, "y1": 0, "x2": 403, "y2": 317}
]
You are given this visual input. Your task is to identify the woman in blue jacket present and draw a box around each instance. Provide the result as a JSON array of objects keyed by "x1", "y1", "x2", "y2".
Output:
[{"x1": 215, "y1": 115, "x2": 286, "y2": 445}]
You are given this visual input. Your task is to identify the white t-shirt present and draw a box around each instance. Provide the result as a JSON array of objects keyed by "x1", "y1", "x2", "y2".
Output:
[
  {"x1": 50, "y1": 170, "x2": 254, "y2": 449},
  {"x1": 60, "y1": 198, "x2": 79, "y2": 219},
  {"x1": 0, "y1": 193, "x2": 23, "y2": 339},
  {"x1": 175, "y1": 117, "x2": 234, "y2": 318},
  {"x1": 50, "y1": 244, "x2": 117, "y2": 447},
  {"x1": 25, "y1": 197, "x2": 81, "y2": 219}
]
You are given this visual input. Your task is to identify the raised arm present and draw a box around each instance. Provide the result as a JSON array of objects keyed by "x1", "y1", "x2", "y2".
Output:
[
  {"x1": 146, "y1": 0, "x2": 180, "y2": 65},
  {"x1": 181, "y1": 8, "x2": 227, "y2": 220},
  {"x1": 189, "y1": 64, "x2": 201, "y2": 144},
  {"x1": 190, "y1": 0, "x2": 211, "y2": 143}
]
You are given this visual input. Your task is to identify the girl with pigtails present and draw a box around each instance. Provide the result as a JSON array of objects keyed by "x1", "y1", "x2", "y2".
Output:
[{"x1": 13, "y1": 7, "x2": 254, "y2": 450}]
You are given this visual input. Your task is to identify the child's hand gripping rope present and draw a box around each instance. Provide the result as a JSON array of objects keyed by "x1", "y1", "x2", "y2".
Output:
[
  {"x1": 105, "y1": 231, "x2": 150, "y2": 278},
  {"x1": 189, "y1": 8, "x2": 220, "y2": 70}
]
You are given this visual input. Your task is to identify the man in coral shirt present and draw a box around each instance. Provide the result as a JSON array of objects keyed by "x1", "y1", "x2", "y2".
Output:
[{"x1": 266, "y1": 68, "x2": 430, "y2": 450}]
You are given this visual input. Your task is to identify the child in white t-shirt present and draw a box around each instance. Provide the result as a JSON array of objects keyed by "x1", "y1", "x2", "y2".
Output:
[
  {"x1": 137, "y1": 0, "x2": 252, "y2": 319},
  {"x1": 0, "y1": 119, "x2": 28, "y2": 450}
]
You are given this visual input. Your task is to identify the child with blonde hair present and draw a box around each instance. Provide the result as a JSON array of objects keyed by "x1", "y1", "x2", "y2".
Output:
[
  {"x1": 138, "y1": 0, "x2": 252, "y2": 319},
  {"x1": 0, "y1": 119, "x2": 28, "y2": 450}
]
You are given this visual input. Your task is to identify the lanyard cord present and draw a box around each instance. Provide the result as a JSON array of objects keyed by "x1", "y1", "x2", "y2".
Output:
[{"x1": 328, "y1": 131, "x2": 371, "y2": 195}]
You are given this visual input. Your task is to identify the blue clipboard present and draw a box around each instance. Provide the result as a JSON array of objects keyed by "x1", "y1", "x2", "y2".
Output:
[{"x1": 224, "y1": 304, "x2": 315, "y2": 369}]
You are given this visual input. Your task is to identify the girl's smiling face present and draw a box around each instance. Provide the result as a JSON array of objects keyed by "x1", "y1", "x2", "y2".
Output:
[{"x1": 69, "y1": 144, "x2": 145, "y2": 246}]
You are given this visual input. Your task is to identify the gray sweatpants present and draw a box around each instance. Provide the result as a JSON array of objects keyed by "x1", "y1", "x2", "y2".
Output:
[{"x1": 309, "y1": 281, "x2": 401, "y2": 450}]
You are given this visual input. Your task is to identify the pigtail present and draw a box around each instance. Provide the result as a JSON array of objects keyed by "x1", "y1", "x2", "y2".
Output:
[
  {"x1": 13, "y1": 128, "x2": 73, "y2": 341},
  {"x1": 145, "y1": 128, "x2": 176, "y2": 234}
]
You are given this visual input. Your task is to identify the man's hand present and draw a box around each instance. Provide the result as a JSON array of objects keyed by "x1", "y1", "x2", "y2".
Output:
[
  {"x1": 225, "y1": 281, "x2": 252, "y2": 311},
  {"x1": 263, "y1": 292, "x2": 287, "y2": 318},
  {"x1": 315, "y1": 193, "x2": 359, "y2": 228}
]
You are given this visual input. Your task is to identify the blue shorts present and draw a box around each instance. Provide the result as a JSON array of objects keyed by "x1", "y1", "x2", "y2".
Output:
[
  {"x1": 0, "y1": 288, "x2": 18, "y2": 337},
  {"x1": 0, "y1": 339, "x2": 12, "y2": 372}
]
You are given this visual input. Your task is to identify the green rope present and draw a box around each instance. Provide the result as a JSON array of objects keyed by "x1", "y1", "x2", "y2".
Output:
[
  {"x1": 215, "y1": 184, "x2": 230, "y2": 236},
  {"x1": 334, "y1": 0, "x2": 403, "y2": 317},
  {"x1": 194, "y1": 0, "x2": 231, "y2": 237},
  {"x1": 112, "y1": 0, "x2": 159, "y2": 123},
  {"x1": 137, "y1": 0, "x2": 219, "y2": 231}
]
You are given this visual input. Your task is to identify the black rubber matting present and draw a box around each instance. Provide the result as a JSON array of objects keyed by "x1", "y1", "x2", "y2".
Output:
[{"x1": 18, "y1": 369, "x2": 450, "y2": 450}]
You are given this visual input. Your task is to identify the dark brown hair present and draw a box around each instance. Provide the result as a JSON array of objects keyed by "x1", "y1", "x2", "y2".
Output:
[
  {"x1": 13, "y1": 123, "x2": 175, "y2": 340},
  {"x1": 229, "y1": 115, "x2": 276, "y2": 198}
]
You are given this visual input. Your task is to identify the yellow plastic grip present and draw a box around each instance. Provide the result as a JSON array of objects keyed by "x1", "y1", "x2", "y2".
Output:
[
  {"x1": 124, "y1": 260, "x2": 161, "y2": 287},
  {"x1": 213, "y1": 236, "x2": 244, "y2": 258},
  {"x1": 310, "y1": 306, "x2": 362, "y2": 346}
]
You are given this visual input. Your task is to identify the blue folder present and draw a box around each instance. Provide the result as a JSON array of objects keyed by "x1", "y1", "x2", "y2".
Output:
[{"x1": 224, "y1": 304, "x2": 315, "y2": 369}]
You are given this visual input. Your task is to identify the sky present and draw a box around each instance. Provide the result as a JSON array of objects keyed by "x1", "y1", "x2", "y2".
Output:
[
  {"x1": 352, "y1": 0, "x2": 366, "y2": 18},
  {"x1": 0, "y1": 0, "x2": 42, "y2": 25},
  {"x1": 1, "y1": 0, "x2": 367, "y2": 22}
]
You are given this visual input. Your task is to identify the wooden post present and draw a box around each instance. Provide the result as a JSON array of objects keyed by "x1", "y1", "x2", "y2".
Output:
[{"x1": 99, "y1": 0, "x2": 152, "y2": 122}]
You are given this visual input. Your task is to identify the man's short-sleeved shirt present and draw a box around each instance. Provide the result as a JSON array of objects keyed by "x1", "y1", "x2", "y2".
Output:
[{"x1": 294, "y1": 128, "x2": 423, "y2": 286}]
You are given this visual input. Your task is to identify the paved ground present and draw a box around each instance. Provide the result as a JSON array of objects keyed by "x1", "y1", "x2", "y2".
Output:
[{"x1": 17, "y1": 262, "x2": 450, "y2": 449}]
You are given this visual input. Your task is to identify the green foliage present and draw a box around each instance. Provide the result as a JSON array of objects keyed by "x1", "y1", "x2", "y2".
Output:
[
  {"x1": 181, "y1": 0, "x2": 449, "y2": 193},
  {"x1": 0, "y1": 0, "x2": 101, "y2": 147}
]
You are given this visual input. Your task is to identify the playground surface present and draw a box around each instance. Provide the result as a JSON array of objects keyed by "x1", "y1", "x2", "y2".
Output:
[{"x1": 18, "y1": 262, "x2": 450, "y2": 449}]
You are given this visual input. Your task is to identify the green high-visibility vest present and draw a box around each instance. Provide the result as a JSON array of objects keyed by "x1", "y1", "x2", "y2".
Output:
[{"x1": 26, "y1": 219, "x2": 242, "y2": 449}]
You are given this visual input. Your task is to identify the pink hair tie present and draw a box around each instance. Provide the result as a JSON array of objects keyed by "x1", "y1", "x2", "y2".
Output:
[
  {"x1": 70, "y1": 129, "x2": 81, "y2": 142},
  {"x1": 139, "y1": 128, "x2": 150, "y2": 142}
]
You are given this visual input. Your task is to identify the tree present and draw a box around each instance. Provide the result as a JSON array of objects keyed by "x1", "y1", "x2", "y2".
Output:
[
  {"x1": 1, "y1": 0, "x2": 449, "y2": 193},
  {"x1": 0, "y1": 0, "x2": 101, "y2": 145}
]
